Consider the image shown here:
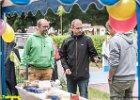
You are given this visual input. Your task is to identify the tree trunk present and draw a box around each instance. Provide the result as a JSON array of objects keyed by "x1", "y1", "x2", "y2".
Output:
[{"x1": 60, "y1": 15, "x2": 63, "y2": 35}]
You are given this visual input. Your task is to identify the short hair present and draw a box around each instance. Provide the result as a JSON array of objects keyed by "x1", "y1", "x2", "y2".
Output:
[
  {"x1": 71, "y1": 19, "x2": 82, "y2": 28},
  {"x1": 37, "y1": 19, "x2": 49, "y2": 27}
]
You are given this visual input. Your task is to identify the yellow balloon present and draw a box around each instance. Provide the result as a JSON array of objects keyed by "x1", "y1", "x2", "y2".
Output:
[
  {"x1": 107, "y1": 0, "x2": 136, "y2": 20},
  {"x1": 2, "y1": 23, "x2": 15, "y2": 43}
]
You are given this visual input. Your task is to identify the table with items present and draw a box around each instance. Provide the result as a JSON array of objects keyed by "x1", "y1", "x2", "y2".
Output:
[{"x1": 16, "y1": 80, "x2": 88, "y2": 100}]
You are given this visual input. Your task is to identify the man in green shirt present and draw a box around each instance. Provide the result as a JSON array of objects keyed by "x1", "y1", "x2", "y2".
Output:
[{"x1": 20, "y1": 19, "x2": 55, "y2": 81}]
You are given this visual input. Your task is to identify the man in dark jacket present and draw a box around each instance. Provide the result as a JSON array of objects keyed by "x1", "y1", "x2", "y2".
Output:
[
  {"x1": 60, "y1": 19, "x2": 99, "y2": 98},
  {"x1": 5, "y1": 41, "x2": 20, "y2": 95}
]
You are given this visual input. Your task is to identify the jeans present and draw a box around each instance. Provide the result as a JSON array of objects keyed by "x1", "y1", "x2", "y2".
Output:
[{"x1": 67, "y1": 78, "x2": 89, "y2": 99}]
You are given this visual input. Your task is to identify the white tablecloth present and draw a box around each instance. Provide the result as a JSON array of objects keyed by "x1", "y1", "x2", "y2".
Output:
[{"x1": 16, "y1": 81, "x2": 88, "y2": 100}]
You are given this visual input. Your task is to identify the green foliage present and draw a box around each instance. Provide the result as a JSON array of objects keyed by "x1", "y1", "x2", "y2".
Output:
[
  {"x1": 61, "y1": 83, "x2": 109, "y2": 99},
  {"x1": 57, "y1": 6, "x2": 65, "y2": 16},
  {"x1": 13, "y1": 13, "x2": 26, "y2": 32},
  {"x1": 52, "y1": 35, "x2": 105, "y2": 57},
  {"x1": 90, "y1": 35, "x2": 105, "y2": 57},
  {"x1": 45, "y1": 9, "x2": 60, "y2": 30},
  {"x1": 7, "y1": 4, "x2": 108, "y2": 33},
  {"x1": 36, "y1": 10, "x2": 44, "y2": 21},
  {"x1": 12, "y1": 12, "x2": 36, "y2": 32},
  {"x1": 52, "y1": 35, "x2": 69, "y2": 47}
]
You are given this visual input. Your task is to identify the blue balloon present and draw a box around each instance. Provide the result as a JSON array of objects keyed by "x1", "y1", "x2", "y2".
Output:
[
  {"x1": 99, "y1": 0, "x2": 119, "y2": 6},
  {"x1": 59, "y1": 0, "x2": 76, "y2": 4},
  {"x1": 11, "y1": 0, "x2": 30, "y2": 5}
]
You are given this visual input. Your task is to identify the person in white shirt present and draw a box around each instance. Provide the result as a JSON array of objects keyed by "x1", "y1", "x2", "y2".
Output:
[{"x1": 102, "y1": 35, "x2": 110, "y2": 72}]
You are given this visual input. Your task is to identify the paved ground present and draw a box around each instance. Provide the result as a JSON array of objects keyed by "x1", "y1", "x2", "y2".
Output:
[
  {"x1": 89, "y1": 67, "x2": 138, "y2": 98},
  {"x1": 57, "y1": 61, "x2": 138, "y2": 99},
  {"x1": 89, "y1": 81, "x2": 138, "y2": 97}
]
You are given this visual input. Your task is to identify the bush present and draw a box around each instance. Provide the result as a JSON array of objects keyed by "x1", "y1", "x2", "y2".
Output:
[
  {"x1": 52, "y1": 35, "x2": 105, "y2": 57},
  {"x1": 52, "y1": 35, "x2": 69, "y2": 48},
  {"x1": 90, "y1": 35, "x2": 105, "y2": 57}
]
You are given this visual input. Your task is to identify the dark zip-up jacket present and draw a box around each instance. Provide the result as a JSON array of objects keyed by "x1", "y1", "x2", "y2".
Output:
[
  {"x1": 5, "y1": 42, "x2": 21, "y2": 95},
  {"x1": 60, "y1": 33, "x2": 98, "y2": 80}
]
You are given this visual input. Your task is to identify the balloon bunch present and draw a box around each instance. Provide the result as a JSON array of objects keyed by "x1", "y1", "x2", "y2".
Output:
[
  {"x1": 100, "y1": 0, "x2": 137, "y2": 32},
  {"x1": 0, "y1": 19, "x2": 15, "y2": 43}
]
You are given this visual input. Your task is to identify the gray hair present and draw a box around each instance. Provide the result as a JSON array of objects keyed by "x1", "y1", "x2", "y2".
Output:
[
  {"x1": 37, "y1": 19, "x2": 49, "y2": 27},
  {"x1": 71, "y1": 19, "x2": 82, "y2": 28}
]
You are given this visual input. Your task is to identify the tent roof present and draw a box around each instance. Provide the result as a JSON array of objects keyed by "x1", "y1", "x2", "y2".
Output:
[
  {"x1": 2, "y1": 0, "x2": 104, "y2": 16},
  {"x1": 2, "y1": 0, "x2": 39, "y2": 7}
]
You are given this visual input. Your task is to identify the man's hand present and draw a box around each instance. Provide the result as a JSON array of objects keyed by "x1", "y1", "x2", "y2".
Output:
[
  {"x1": 94, "y1": 57, "x2": 100, "y2": 63},
  {"x1": 108, "y1": 78, "x2": 112, "y2": 84},
  {"x1": 65, "y1": 69, "x2": 72, "y2": 75},
  {"x1": 94, "y1": 57, "x2": 100, "y2": 68},
  {"x1": 20, "y1": 69, "x2": 26, "y2": 77},
  {"x1": 108, "y1": 68, "x2": 115, "y2": 84}
]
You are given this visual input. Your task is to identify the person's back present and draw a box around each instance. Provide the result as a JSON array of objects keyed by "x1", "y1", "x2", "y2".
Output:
[
  {"x1": 109, "y1": 33, "x2": 137, "y2": 80},
  {"x1": 106, "y1": 21, "x2": 137, "y2": 99}
]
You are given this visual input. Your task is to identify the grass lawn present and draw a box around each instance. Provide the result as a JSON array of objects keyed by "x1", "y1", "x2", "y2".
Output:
[
  {"x1": 62, "y1": 84, "x2": 109, "y2": 100},
  {"x1": 88, "y1": 62, "x2": 109, "y2": 100}
]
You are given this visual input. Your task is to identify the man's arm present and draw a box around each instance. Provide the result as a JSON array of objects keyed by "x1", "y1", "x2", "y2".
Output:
[
  {"x1": 108, "y1": 68, "x2": 116, "y2": 84},
  {"x1": 108, "y1": 38, "x2": 120, "y2": 83},
  {"x1": 51, "y1": 41, "x2": 55, "y2": 68},
  {"x1": 60, "y1": 39, "x2": 71, "y2": 75},
  {"x1": 20, "y1": 37, "x2": 32, "y2": 76}
]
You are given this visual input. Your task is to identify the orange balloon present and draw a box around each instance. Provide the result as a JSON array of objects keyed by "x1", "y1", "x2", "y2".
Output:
[
  {"x1": 107, "y1": 0, "x2": 136, "y2": 20},
  {"x1": 2, "y1": 23, "x2": 15, "y2": 43}
]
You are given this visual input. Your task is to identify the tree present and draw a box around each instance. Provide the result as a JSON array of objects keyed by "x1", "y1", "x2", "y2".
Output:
[
  {"x1": 13, "y1": 13, "x2": 27, "y2": 32},
  {"x1": 45, "y1": 9, "x2": 59, "y2": 30},
  {"x1": 25, "y1": 11, "x2": 36, "y2": 27},
  {"x1": 57, "y1": 6, "x2": 65, "y2": 35},
  {"x1": 7, "y1": 4, "x2": 108, "y2": 33}
]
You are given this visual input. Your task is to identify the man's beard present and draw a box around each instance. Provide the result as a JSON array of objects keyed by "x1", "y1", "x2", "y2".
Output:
[
  {"x1": 42, "y1": 30, "x2": 47, "y2": 35},
  {"x1": 75, "y1": 31, "x2": 83, "y2": 36}
]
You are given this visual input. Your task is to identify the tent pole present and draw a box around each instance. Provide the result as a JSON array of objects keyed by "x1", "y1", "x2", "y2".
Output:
[
  {"x1": 1, "y1": 0, "x2": 6, "y2": 97},
  {"x1": 1, "y1": 35, "x2": 6, "y2": 100},
  {"x1": 0, "y1": 1, "x2": 2, "y2": 97},
  {"x1": 136, "y1": 3, "x2": 140, "y2": 99}
]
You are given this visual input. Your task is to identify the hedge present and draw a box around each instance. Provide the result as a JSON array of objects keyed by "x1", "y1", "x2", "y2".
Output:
[{"x1": 52, "y1": 35, "x2": 105, "y2": 57}]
